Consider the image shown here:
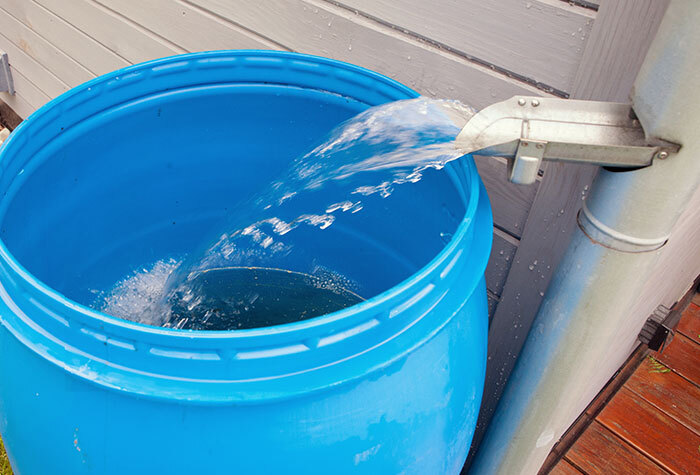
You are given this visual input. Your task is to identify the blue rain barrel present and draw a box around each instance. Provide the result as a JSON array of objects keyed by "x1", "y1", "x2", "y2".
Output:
[{"x1": 0, "y1": 51, "x2": 491, "y2": 474}]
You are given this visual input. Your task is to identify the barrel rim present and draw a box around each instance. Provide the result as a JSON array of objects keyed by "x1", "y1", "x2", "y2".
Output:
[{"x1": 0, "y1": 50, "x2": 490, "y2": 402}]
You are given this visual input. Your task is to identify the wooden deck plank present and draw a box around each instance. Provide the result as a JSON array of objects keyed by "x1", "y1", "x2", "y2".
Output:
[
  {"x1": 677, "y1": 303, "x2": 700, "y2": 345},
  {"x1": 656, "y1": 332, "x2": 700, "y2": 386},
  {"x1": 549, "y1": 459, "x2": 583, "y2": 475},
  {"x1": 626, "y1": 355, "x2": 700, "y2": 435},
  {"x1": 565, "y1": 421, "x2": 669, "y2": 474},
  {"x1": 597, "y1": 387, "x2": 700, "y2": 474}
]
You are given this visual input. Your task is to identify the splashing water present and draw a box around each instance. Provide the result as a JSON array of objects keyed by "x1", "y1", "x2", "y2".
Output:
[{"x1": 94, "y1": 97, "x2": 476, "y2": 330}]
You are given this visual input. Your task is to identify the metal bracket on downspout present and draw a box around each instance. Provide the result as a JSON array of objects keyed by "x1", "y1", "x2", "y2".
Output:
[
  {"x1": 455, "y1": 96, "x2": 681, "y2": 185},
  {"x1": 0, "y1": 52, "x2": 15, "y2": 96}
]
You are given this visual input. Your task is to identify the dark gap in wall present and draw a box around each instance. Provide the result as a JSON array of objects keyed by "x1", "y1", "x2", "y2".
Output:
[
  {"x1": 563, "y1": 0, "x2": 599, "y2": 12},
  {"x1": 0, "y1": 99, "x2": 21, "y2": 130}
]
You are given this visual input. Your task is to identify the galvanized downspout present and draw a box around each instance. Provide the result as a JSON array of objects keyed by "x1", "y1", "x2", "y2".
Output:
[{"x1": 469, "y1": 1, "x2": 700, "y2": 473}]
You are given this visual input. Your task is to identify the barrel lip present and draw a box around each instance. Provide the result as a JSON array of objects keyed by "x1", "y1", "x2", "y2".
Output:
[{"x1": 0, "y1": 50, "x2": 491, "y2": 402}]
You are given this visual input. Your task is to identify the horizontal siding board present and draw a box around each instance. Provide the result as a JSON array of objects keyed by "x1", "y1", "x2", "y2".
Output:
[
  {"x1": 6, "y1": 67, "x2": 51, "y2": 110},
  {"x1": 0, "y1": 6, "x2": 95, "y2": 87},
  {"x1": 337, "y1": 0, "x2": 595, "y2": 94},
  {"x1": 3, "y1": 0, "x2": 128, "y2": 76},
  {"x1": 0, "y1": 29, "x2": 68, "y2": 99},
  {"x1": 35, "y1": 0, "x2": 180, "y2": 64},
  {"x1": 188, "y1": 0, "x2": 546, "y2": 111},
  {"x1": 96, "y1": 0, "x2": 284, "y2": 52},
  {"x1": 0, "y1": 89, "x2": 35, "y2": 119}
]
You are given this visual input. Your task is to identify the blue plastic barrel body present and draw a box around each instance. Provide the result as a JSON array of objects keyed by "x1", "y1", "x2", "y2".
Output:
[{"x1": 0, "y1": 51, "x2": 492, "y2": 474}]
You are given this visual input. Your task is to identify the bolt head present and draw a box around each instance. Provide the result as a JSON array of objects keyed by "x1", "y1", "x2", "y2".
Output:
[
  {"x1": 657, "y1": 151, "x2": 669, "y2": 160},
  {"x1": 531, "y1": 99, "x2": 540, "y2": 107},
  {"x1": 518, "y1": 98, "x2": 526, "y2": 106}
]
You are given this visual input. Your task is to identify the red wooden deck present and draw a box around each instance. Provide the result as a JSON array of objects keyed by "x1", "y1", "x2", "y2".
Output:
[{"x1": 549, "y1": 292, "x2": 700, "y2": 474}]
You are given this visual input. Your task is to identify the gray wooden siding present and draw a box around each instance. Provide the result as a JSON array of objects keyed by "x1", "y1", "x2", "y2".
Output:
[
  {"x1": 0, "y1": 0, "x2": 598, "y2": 321},
  {"x1": 336, "y1": 0, "x2": 594, "y2": 94}
]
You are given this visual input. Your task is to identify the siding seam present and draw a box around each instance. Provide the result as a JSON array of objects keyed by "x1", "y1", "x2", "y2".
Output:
[
  {"x1": 28, "y1": 0, "x2": 131, "y2": 68},
  {"x1": 7, "y1": 65, "x2": 51, "y2": 106},
  {"x1": 0, "y1": 5, "x2": 95, "y2": 84},
  {"x1": 1, "y1": 4, "x2": 97, "y2": 78},
  {"x1": 324, "y1": 0, "x2": 571, "y2": 98},
  {"x1": 0, "y1": 29, "x2": 69, "y2": 96},
  {"x1": 89, "y1": 0, "x2": 187, "y2": 55},
  {"x1": 179, "y1": 0, "x2": 293, "y2": 51},
  {"x1": 494, "y1": 226, "x2": 520, "y2": 248}
]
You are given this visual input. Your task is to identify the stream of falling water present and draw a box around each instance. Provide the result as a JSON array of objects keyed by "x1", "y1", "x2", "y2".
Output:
[{"x1": 94, "y1": 97, "x2": 476, "y2": 330}]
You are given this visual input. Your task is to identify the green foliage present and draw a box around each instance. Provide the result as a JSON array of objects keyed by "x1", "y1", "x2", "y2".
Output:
[
  {"x1": 0, "y1": 437, "x2": 12, "y2": 475},
  {"x1": 647, "y1": 356, "x2": 670, "y2": 374}
]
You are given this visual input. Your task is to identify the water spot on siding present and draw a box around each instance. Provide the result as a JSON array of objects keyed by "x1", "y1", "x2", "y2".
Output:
[{"x1": 536, "y1": 429, "x2": 555, "y2": 448}]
